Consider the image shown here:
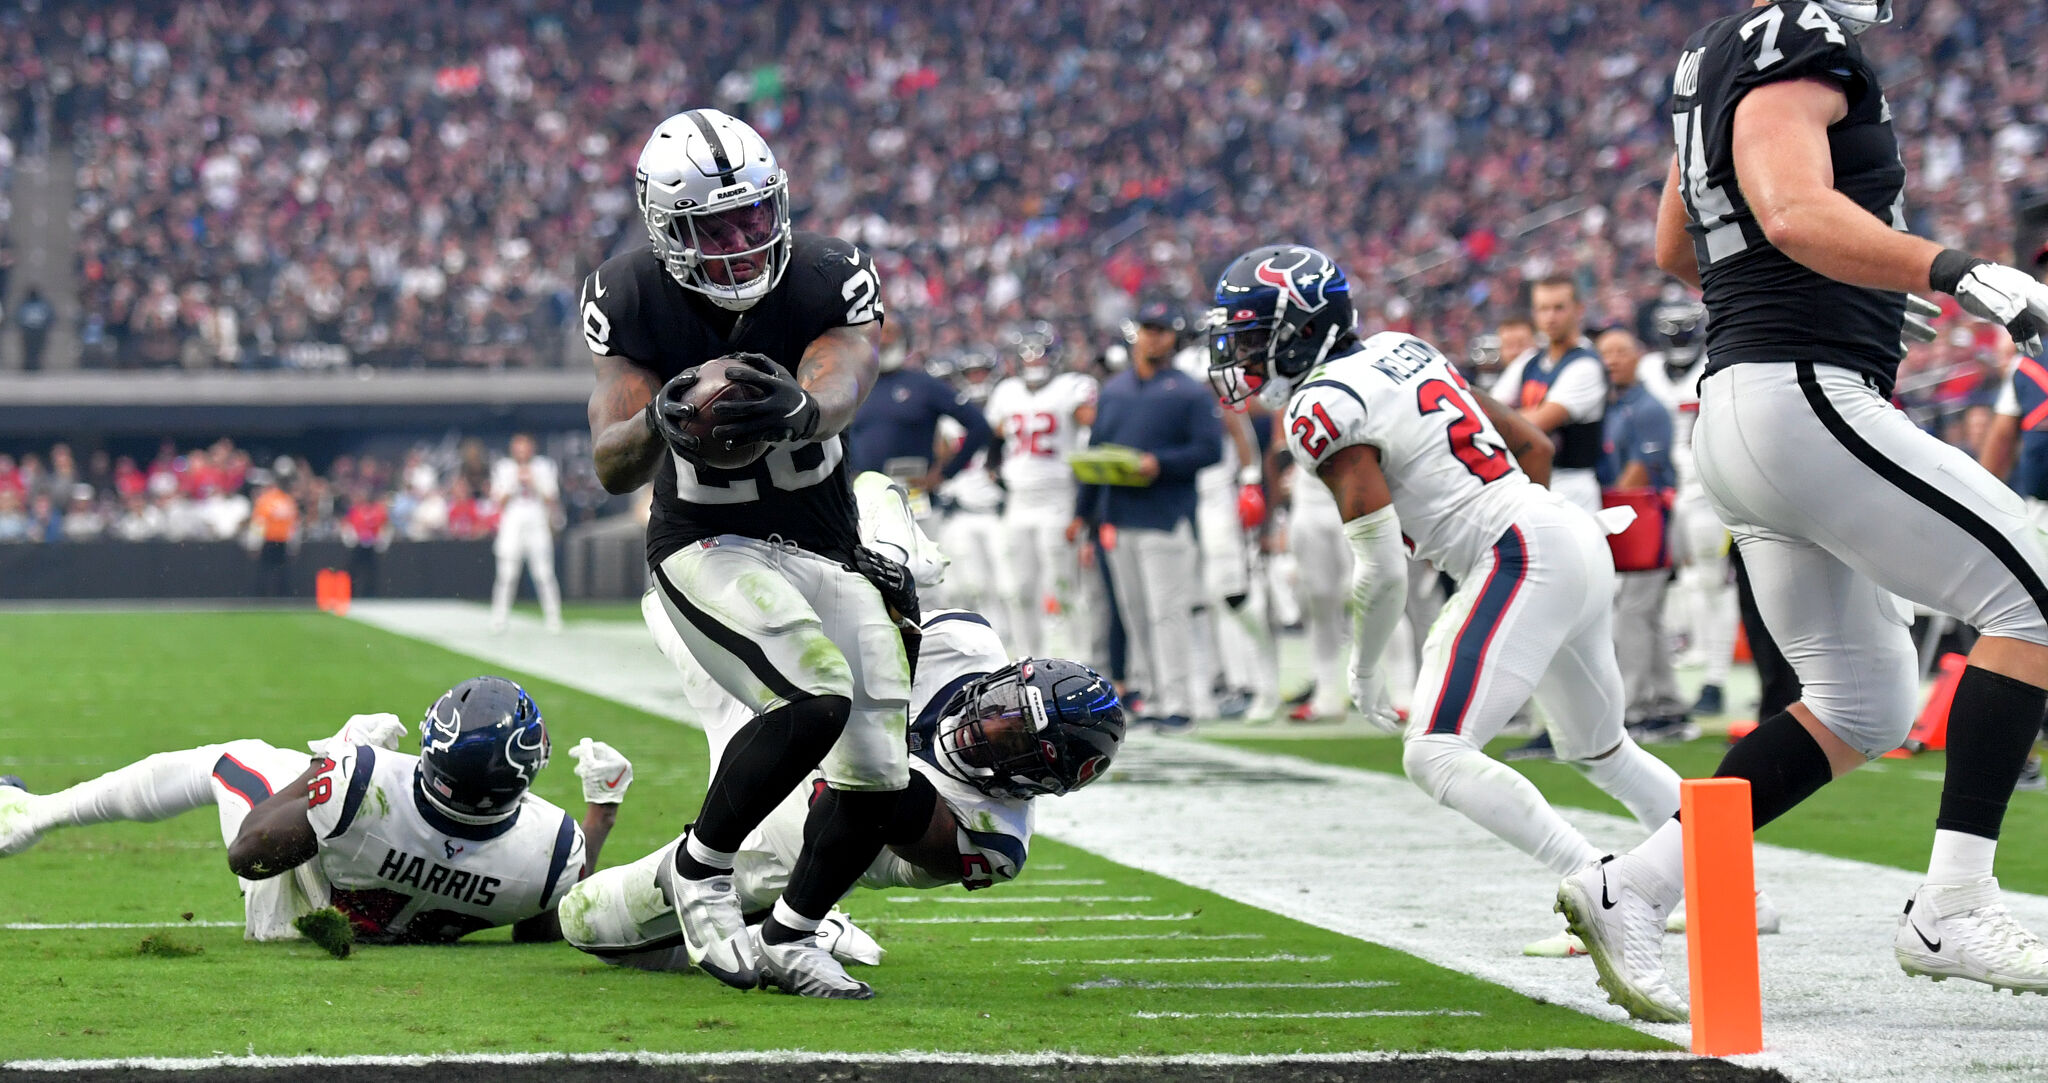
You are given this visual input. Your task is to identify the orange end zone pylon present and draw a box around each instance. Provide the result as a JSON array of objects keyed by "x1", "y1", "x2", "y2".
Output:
[
  {"x1": 1682, "y1": 777, "x2": 1762, "y2": 1056},
  {"x1": 1886, "y1": 652, "x2": 1965, "y2": 758}
]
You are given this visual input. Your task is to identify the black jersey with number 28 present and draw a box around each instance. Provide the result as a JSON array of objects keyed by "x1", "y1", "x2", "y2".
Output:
[
  {"x1": 1672, "y1": 0, "x2": 1908, "y2": 392},
  {"x1": 580, "y1": 230, "x2": 884, "y2": 565}
]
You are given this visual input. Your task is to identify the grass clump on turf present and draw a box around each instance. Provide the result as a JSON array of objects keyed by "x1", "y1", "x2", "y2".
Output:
[
  {"x1": 134, "y1": 934, "x2": 203, "y2": 958},
  {"x1": 294, "y1": 908, "x2": 355, "y2": 958}
]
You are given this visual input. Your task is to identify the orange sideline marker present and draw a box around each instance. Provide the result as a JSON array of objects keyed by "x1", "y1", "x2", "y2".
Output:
[
  {"x1": 315, "y1": 569, "x2": 336, "y2": 612},
  {"x1": 1682, "y1": 777, "x2": 1761, "y2": 1056},
  {"x1": 330, "y1": 570, "x2": 352, "y2": 616},
  {"x1": 1888, "y1": 652, "x2": 1964, "y2": 757}
]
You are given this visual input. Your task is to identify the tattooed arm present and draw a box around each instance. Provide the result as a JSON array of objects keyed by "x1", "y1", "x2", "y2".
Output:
[
  {"x1": 589, "y1": 353, "x2": 665, "y2": 494},
  {"x1": 797, "y1": 322, "x2": 884, "y2": 440}
]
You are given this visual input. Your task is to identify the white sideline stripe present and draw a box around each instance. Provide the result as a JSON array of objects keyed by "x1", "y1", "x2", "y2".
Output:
[
  {"x1": 1132, "y1": 1010, "x2": 1479, "y2": 1020},
  {"x1": 882, "y1": 913, "x2": 1192, "y2": 925},
  {"x1": 5, "y1": 921, "x2": 243, "y2": 931},
  {"x1": 2, "y1": 1050, "x2": 1706, "y2": 1072},
  {"x1": 975, "y1": 933, "x2": 1266, "y2": 943},
  {"x1": 1023, "y1": 878, "x2": 1106, "y2": 886},
  {"x1": 882, "y1": 894, "x2": 1150, "y2": 905},
  {"x1": 1073, "y1": 979, "x2": 1396, "y2": 990},
  {"x1": 1018, "y1": 953, "x2": 1329, "y2": 966}
]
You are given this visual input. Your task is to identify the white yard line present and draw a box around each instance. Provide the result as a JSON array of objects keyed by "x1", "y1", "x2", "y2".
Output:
[
  {"x1": 1130, "y1": 1010, "x2": 1480, "y2": 1020},
  {"x1": 0, "y1": 1050, "x2": 1713, "y2": 1072},
  {"x1": 1072, "y1": 979, "x2": 1395, "y2": 990},
  {"x1": 881, "y1": 895, "x2": 1151, "y2": 905},
  {"x1": 5, "y1": 921, "x2": 243, "y2": 931},
  {"x1": 975, "y1": 933, "x2": 1266, "y2": 943},
  {"x1": 1018, "y1": 953, "x2": 1329, "y2": 966},
  {"x1": 881, "y1": 913, "x2": 1193, "y2": 925},
  {"x1": 346, "y1": 600, "x2": 2048, "y2": 1083}
]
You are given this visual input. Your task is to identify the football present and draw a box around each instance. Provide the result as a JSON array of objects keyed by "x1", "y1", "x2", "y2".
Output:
[{"x1": 679, "y1": 356, "x2": 771, "y2": 471}]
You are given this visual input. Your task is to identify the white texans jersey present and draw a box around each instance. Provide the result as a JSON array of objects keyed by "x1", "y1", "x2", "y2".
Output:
[
  {"x1": 1282, "y1": 332, "x2": 1537, "y2": 578},
  {"x1": 901, "y1": 610, "x2": 1034, "y2": 887},
  {"x1": 304, "y1": 742, "x2": 584, "y2": 943},
  {"x1": 936, "y1": 416, "x2": 1005, "y2": 515},
  {"x1": 1637, "y1": 351, "x2": 1708, "y2": 491},
  {"x1": 987, "y1": 372, "x2": 1097, "y2": 495},
  {"x1": 1173, "y1": 345, "x2": 1240, "y2": 502}
]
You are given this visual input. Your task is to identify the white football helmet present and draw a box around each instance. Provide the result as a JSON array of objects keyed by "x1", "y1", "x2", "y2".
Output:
[
  {"x1": 635, "y1": 109, "x2": 792, "y2": 311},
  {"x1": 1816, "y1": 0, "x2": 1893, "y2": 34}
]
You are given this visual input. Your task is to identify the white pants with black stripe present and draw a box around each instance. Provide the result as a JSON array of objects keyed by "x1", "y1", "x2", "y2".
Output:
[
  {"x1": 1695, "y1": 363, "x2": 2048, "y2": 758},
  {"x1": 650, "y1": 536, "x2": 911, "y2": 791}
]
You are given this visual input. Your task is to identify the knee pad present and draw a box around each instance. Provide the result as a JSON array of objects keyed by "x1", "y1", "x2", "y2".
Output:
[{"x1": 1402, "y1": 733, "x2": 1482, "y2": 806}]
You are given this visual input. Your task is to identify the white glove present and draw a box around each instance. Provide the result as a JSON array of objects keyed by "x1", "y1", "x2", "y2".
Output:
[
  {"x1": 1940, "y1": 256, "x2": 2048, "y2": 354},
  {"x1": 568, "y1": 738, "x2": 633, "y2": 804},
  {"x1": 1348, "y1": 669, "x2": 1405, "y2": 736},
  {"x1": 308, "y1": 712, "x2": 408, "y2": 754}
]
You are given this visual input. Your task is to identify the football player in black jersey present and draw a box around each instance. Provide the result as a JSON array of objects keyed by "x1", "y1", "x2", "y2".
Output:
[
  {"x1": 582, "y1": 108, "x2": 908, "y2": 999},
  {"x1": 1558, "y1": 0, "x2": 2048, "y2": 1022}
]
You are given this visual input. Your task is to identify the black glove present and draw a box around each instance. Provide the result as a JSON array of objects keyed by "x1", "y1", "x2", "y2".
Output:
[
  {"x1": 851, "y1": 544, "x2": 920, "y2": 627},
  {"x1": 644, "y1": 369, "x2": 703, "y2": 459},
  {"x1": 710, "y1": 353, "x2": 822, "y2": 445}
]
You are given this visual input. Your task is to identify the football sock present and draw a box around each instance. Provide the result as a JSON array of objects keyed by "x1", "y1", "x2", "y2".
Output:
[
  {"x1": 1930, "y1": 665, "x2": 2047, "y2": 880},
  {"x1": 675, "y1": 830, "x2": 736, "y2": 879},
  {"x1": 33, "y1": 747, "x2": 218, "y2": 832},
  {"x1": 768, "y1": 786, "x2": 902, "y2": 940},
  {"x1": 1631, "y1": 817, "x2": 1688, "y2": 899},
  {"x1": 1403, "y1": 734, "x2": 1601, "y2": 876},
  {"x1": 683, "y1": 694, "x2": 850, "y2": 867},
  {"x1": 1571, "y1": 738, "x2": 1683, "y2": 830},
  {"x1": 1712, "y1": 708, "x2": 1832, "y2": 829}
]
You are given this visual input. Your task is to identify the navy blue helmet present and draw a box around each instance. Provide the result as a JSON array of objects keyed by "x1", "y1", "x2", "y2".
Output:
[
  {"x1": 1206, "y1": 244, "x2": 1354, "y2": 407},
  {"x1": 417, "y1": 677, "x2": 550, "y2": 823},
  {"x1": 933, "y1": 658, "x2": 1125, "y2": 799}
]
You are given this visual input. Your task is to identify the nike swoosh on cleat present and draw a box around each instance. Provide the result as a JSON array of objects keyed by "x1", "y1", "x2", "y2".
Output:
[
  {"x1": 1600, "y1": 869, "x2": 1618, "y2": 911},
  {"x1": 1913, "y1": 921, "x2": 1942, "y2": 953}
]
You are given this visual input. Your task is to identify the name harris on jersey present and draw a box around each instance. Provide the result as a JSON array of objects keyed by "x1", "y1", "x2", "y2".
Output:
[{"x1": 374, "y1": 846, "x2": 502, "y2": 906}]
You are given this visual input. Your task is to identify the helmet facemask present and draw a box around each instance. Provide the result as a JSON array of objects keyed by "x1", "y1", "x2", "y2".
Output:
[
  {"x1": 1207, "y1": 308, "x2": 1341, "y2": 411},
  {"x1": 641, "y1": 176, "x2": 792, "y2": 312},
  {"x1": 934, "y1": 669, "x2": 1065, "y2": 798},
  {"x1": 1816, "y1": 0, "x2": 1893, "y2": 35}
]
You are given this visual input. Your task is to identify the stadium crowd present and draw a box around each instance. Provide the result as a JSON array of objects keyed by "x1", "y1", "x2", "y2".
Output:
[
  {"x1": 20, "y1": 0, "x2": 2041, "y2": 388},
  {"x1": 0, "y1": 434, "x2": 609, "y2": 544}
]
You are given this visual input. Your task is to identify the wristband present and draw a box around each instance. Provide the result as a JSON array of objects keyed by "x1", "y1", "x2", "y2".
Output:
[
  {"x1": 1237, "y1": 465, "x2": 1262, "y2": 487},
  {"x1": 1930, "y1": 248, "x2": 1986, "y2": 295}
]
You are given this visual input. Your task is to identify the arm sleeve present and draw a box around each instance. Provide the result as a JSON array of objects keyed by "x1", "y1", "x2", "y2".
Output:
[
  {"x1": 1148, "y1": 387, "x2": 1226, "y2": 482},
  {"x1": 937, "y1": 382, "x2": 995, "y2": 478},
  {"x1": 1344, "y1": 505, "x2": 1409, "y2": 682}
]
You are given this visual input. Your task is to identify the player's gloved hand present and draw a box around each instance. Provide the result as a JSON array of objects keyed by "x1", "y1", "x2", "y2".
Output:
[
  {"x1": 568, "y1": 738, "x2": 633, "y2": 804},
  {"x1": 1348, "y1": 670, "x2": 1404, "y2": 736},
  {"x1": 308, "y1": 712, "x2": 408, "y2": 754},
  {"x1": 1237, "y1": 483, "x2": 1267, "y2": 531},
  {"x1": 646, "y1": 369, "x2": 704, "y2": 460},
  {"x1": 1900, "y1": 294, "x2": 1943, "y2": 345},
  {"x1": 711, "y1": 353, "x2": 822, "y2": 445},
  {"x1": 1932, "y1": 251, "x2": 2048, "y2": 354},
  {"x1": 852, "y1": 544, "x2": 920, "y2": 627}
]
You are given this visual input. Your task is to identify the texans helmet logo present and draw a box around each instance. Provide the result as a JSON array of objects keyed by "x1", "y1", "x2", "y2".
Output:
[
  {"x1": 423, "y1": 698, "x2": 463, "y2": 752},
  {"x1": 1254, "y1": 249, "x2": 1334, "y2": 313}
]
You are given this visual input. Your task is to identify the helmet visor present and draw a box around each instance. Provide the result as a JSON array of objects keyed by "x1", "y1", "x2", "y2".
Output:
[
  {"x1": 936, "y1": 670, "x2": 1061, "y2": 797},
  {"x1": 1207, "y1": 310, "x2": 1275, "y2": 405},
  {"x1": 663, "y1": 190, "x2": 787, "y2": 288}
]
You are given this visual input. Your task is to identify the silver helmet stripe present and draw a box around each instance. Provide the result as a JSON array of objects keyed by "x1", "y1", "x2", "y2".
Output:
[{"x1": 686, "y1": 109, "x2": 738, "y2": 187}]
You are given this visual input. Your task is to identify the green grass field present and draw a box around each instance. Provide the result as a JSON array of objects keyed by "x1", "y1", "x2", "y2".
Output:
[{"x1": 0, "y1": 611, "x2": 1669, "y2": 1062}]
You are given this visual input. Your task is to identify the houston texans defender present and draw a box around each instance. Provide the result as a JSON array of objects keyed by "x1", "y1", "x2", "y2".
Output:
[
  {"x1": 985, "y1": 322, "x2": 1099, "y2": 660},
  {"x1": 1560, "y1": 0, "x2": 2048, "y2": 1022},
  {"x1": 1207, "y1": 244, "x2": 1686, "y2": 916},
  {"x1": 581, "y1": 108, "x2": 912, "y2": 997},
  {"x1": 562, "y1": 634, "x2": 1125, "y2": 981},
  {"x1": 0, "y1": 679, "x2": 626, "y2": 944}
]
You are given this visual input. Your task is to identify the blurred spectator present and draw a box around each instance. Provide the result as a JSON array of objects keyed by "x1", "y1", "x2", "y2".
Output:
[
  {"x1": 0, "y1": 489, "x2": 28, "y2": 541},
  {"x1": 444, "y1": 477, "x2": 497, "y2": 541},
  {"x1": 249, "y1": 474, "x2": 300, "y2": 597},
  {"x1": 340, "y1": 489, "x2": 394, "y2": 597},
  {"x1": 16, "y1": 287, "x2": 51, "y2": 372},
  {"x1": 61, "y1": 484, "x2": 106, "y2": 540}
]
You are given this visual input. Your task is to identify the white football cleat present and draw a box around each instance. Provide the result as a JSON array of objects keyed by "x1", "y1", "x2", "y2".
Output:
[
  {"x1": 1895, "y1": 878, "x2": 2048, "y2": 994},
  {"x1": 1522, "y1": 929, "x2": 1587, "y2": 958},
  {"x1": 758, "y1": 927, "x2": 876, "y2": 999},
  {"x1": 662, "y1": 858, "x2": 760, "y2": 991},
  {"x1": 816, "y1": 909, "x2": 885, "y2": 966},
  {"x1": 0, "y1": 781, "x2": 39, "y2": 857},
  {"x1": 1665, "y1": 889, "x2": 1782, "y2": 935},
  {"x1": 1557, "y1": 855, "x2": 1688, "y2": 1023}
]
